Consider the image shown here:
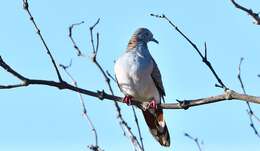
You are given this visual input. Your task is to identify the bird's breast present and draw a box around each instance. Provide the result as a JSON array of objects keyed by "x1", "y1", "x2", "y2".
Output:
[{"x1": 115, "y1": 52, "x2": 158, "y2": 102}]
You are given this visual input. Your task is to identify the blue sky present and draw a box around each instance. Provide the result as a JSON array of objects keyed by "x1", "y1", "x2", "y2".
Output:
[{"x1": 0, "y1": 0, "x2": 260, "y2": 151}]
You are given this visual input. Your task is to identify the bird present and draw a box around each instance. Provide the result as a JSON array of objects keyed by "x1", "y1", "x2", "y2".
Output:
[{"x1": 114, "y1": 28, "x2": 170, "y2": 147}]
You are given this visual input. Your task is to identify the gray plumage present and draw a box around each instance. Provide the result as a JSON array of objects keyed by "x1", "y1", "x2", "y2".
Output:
[{"x1": 114, "y1": 28, "x2": 170, "y2": 147}]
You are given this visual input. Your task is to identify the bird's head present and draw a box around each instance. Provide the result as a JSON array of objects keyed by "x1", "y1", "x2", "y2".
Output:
[{"x1": 133, "y1": 28, "x2": 159, "y2": 44}]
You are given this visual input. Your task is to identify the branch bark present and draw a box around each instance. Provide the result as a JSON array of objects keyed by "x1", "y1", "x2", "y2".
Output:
[
  {"x1": 230, "y1": 0, "x2": 260, "y2": 25},
  {"x1": 1, "y1": 56, "x2": 260, "y2": 110}
]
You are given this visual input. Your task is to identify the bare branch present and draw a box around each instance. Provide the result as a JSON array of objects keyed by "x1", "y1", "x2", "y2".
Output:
[
  {"x1": 1, "y1": 56, "x2": 260, "y2": 110},
  {"x1": 107, "y1": 71, "x2": 145, "y2": 150},
  {"x1": 184, "y1": 132, "x2": 203, "y2": 151},
  {"x1": 237, "y1": 58, "x2": 260, "y2": 138},
  {"x1": 87, "y1": 20, "x2": 143, "y2": 151},
  {"x1": 247, "y1": 110, "x2": 260, "y2": 138},
  {"x1": 106, "y1": 71, "x2": 117, "y2": 83},
  {"x1": 151, "y1": 14, "x2": 227, "y2": 89},
  {"x1": 238, "y1": 57, "x2": 246, "y2": 94},
  {"x1": 67, "y1": 18, "x2": 143, "y2": 150},
  {"x1": 60, "y1": 62, "x2": 102, "y2": 149},
  {"x1": 90, "y1": 18, "x2": 100, "y2": 55},
  {"x1": 68, "y1": 21, "x2": 85, "y2": 56},
  {"x1": 132, "y1": 107, "x2": 144, "y2": 150},
  {"x1": 22, "y1": 0, "x2": 63, "y2": 82},
  {"x1": 230, "y1": 0, "x2": 260, "y2": 25},
  {"x1": 166, "y1": 89, "x2": 260, "y2": 109}
]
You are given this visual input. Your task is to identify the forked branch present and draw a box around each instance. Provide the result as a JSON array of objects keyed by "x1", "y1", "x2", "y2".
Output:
[
  {"x1": 230, "y1": 0, "x2": 260, "y2": 25},
  {"x1": 1, "y1": 55, "x2": 260, "y2": 110}
]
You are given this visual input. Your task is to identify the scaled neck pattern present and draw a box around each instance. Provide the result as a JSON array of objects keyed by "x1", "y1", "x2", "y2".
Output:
[{"x1": 126, "y1": 35, "x2": 151, "y2": 57}]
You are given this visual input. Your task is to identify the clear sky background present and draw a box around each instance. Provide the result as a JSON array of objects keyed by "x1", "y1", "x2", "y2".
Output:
[{"x1": 0, "y1": 0, "x2": 260, "y2": 151}]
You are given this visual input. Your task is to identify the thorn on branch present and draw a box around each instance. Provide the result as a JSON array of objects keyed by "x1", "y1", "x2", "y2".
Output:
[
  {"x1": 59, "y1": 59, "x2": 72, "y2": 70},
  {"x1": 88, "y1": 145, "x2": 103, "y2": 151},
  {"x1": 176, "y1": 99, "x2": 190, "y2": 110},
  {"x1": 97, "y1": 90, "x2": 105, "y2": 100},
  {"x1": 204, "y1": 42, "x2": 207, "y2": 60}
]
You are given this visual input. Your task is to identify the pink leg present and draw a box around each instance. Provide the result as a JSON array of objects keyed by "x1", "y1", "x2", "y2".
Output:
[
  {"x1": 123, "y1": 95, "x2": 133, "y2": 105},
  {"x1": 148, "y1": 99, "x2": 157, "y2": 109}
]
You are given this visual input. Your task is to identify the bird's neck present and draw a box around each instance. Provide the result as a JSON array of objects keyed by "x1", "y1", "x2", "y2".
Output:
[
  {"x1": 127, "y1": 36, "x2": 149, "y2": 53},
  {"x1": 135, "y1": 42, "x2": 151, "y2": 58}
]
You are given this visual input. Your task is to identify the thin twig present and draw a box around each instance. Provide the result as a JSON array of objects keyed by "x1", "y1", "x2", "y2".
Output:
[
  {"x1": 88, "y1": 19, "x2": 142, "y2": 151},
  {"x1": 59, "y1": 62, "x2": 102, "y2": 150},
  {"x1": 230, "y1": 0, "x2": 260, "y2": 25},
  {"x1": 1, "y1": 55, "x2": 260, "y2": 110},
  {"x1": 90, "y1": 18, "x2": 100, "y2": 55},
  {"x1": 68, "y1": 21, "x2": 85, "y2": 56},
  {"x1": 151, "y1": 14, "x2": 227, "y2": 89},
  {"x1": 238, "y1": 58, "x2": 246, "y2": 94},
  {"x1": 237, "y1": 57, "x2": 260, "y2": 138},
  {"x1": 132, "y1": 107, "x2": 144, "y2": 150},
  {"x1": 22, "y1": 0, "x2": 63, "y2": 82},
  {"x1": 106, "y1": 71, "x2": 117, "y2": 83},
  {"x1": 107, "y1": 70, "x2": 145, "y2": 150},
  {"x1": 184, "y1": 132, "x2": 203, "y2": 151}
]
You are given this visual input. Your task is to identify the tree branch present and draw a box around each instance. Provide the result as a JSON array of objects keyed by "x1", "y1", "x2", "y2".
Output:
[
  {"x1": 184, "y1": 132, "x2": 203, "y2": 151},
  {"x1": 22, "y1": 0, "x2": 63, "y2": 82},
  {"x1": 151, "y1": 14, "x2": 227, "y2": 89},
  {"x1": 87, "y1": 19, "x2": 143, "y2": 151},
  {"x1": 60, "y1": 62, "x2": 102, "y2": 150},
  {"x1": 132, "y1": 106, "x2": 145, "y2": 150},
  {"x1": 68, "y1": 21, "x2": 85, "y2": 56},
  {"x1": 230, "y1": 0, "x2": 260, "y2": 25},
  {"x1": 237, "y1": 58, "x2": 260, "y2": 138},
  {"x1": 1, "y1": 55, "x2": 260, "y2": 110}
]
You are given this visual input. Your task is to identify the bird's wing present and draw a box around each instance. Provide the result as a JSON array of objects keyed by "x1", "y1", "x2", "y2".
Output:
[{"x1": 151, "y1": 58, "x2": 165, "y2": 98}]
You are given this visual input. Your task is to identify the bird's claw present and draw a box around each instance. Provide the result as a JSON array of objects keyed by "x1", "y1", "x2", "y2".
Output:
[
  {"x1": 148, "y1": 99, "x2": 157, "y2": 109},
  {"x1": 123, "y1": 96, "x2": 133, "y2": 105}
]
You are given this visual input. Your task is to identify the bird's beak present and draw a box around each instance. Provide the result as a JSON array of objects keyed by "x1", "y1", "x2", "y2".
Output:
[{"x1": 151, "y1": 38, "x2": 159, "y2": 44}]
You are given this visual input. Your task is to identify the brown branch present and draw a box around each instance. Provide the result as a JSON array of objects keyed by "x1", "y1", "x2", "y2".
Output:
[
  {"x1": 184, "y1": 133, "x2": 203, "y2": 151},
  {"x1": 132, "y1": 107, "x2": 144, "y2": 150},
  {"x1": 1, "y1": 55, "x2": 260, "y2": 110},
  {"x1": 60, "y1": 63, "x2": 102, "y2": 150},
  {"x1": 22, "y1": 0, "x2": 63, "y2": 82},
  {"x1": 68, "y1": 21, "x2": 85, "y2": 56},
  {"x1": 151, "y1": 14, "x2": 227, "y2": 89},
  {"x1": 107, "y1": 70, "x2": 145, "y2": 150},
  {"x1": 230, "y1": 0, "x2": 260, "y2": 25},
  {"x1": 87, "y1": 19, "x2": 142, "y2": 150},
  {"x1": 237, "y1": 58, "x2": 260, "y2": 138}
]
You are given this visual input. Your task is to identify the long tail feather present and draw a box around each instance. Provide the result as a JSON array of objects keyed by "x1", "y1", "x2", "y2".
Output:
[{"x1": 142, "y1": 109, "x2": 170, "y2": 147}]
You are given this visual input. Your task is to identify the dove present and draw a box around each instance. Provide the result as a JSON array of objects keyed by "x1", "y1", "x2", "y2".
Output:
[{"x1": 114, "y1": 28, "x2": 170, "y2": 147}]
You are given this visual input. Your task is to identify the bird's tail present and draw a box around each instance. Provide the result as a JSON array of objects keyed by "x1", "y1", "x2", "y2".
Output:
[{"x1": 142, "y1": 108, "x2": 170, "y2": 147}]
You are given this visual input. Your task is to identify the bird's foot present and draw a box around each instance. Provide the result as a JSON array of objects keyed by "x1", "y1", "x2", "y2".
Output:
[
  {"x1": 123, "y1": 95, "x2": 133, "y2": 105},
  {"x1": 148, "y1": 99, "x2": 157, "y2": 109}
]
